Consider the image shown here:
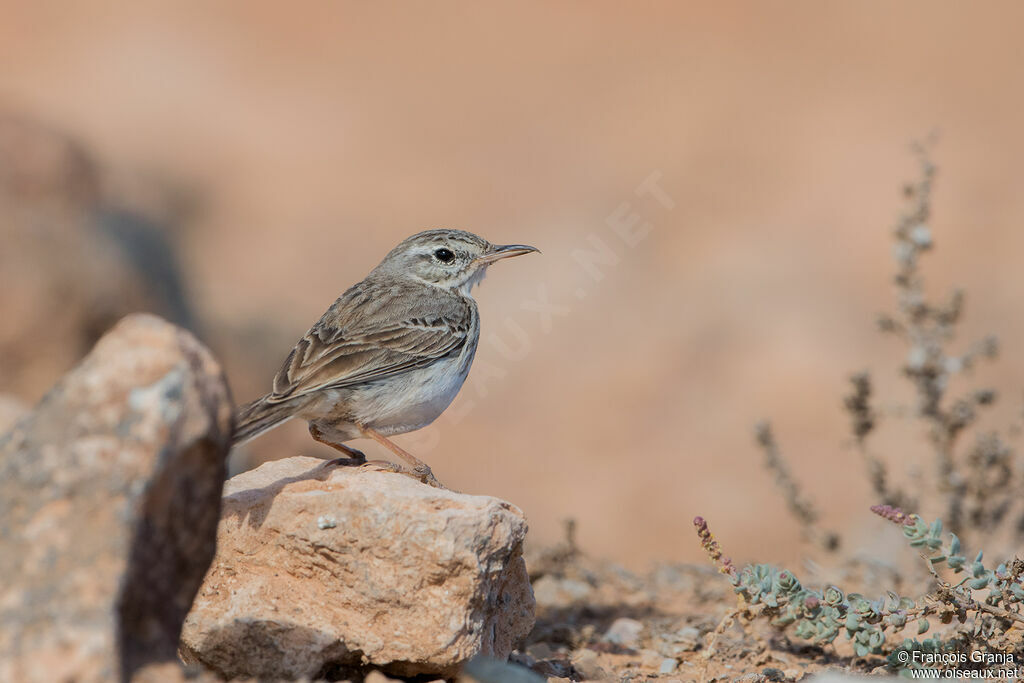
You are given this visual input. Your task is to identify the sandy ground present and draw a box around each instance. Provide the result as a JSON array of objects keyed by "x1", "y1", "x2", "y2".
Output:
[{"x1": 517, "y1": 528, "x2": 921, "y2": 682}]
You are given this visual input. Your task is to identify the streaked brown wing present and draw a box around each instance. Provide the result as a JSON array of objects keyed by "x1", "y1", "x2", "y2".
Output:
[{"x1": 266, "y1": 282, "x2": 471, "y2": 403}]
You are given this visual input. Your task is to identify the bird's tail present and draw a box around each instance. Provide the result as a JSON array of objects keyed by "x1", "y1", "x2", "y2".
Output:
[{"x1": 233, "y1": 395, "x2": 296, "y2": 446}]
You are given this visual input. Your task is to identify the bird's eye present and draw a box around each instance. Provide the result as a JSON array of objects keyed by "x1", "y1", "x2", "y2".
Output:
[{"x1": 434, "y1": 248, "x2": 455, "y2": 263}]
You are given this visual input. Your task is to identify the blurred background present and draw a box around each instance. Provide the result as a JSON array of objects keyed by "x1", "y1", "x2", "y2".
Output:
[{"x1": 3, "y1": 1, "x2": 1024, "y2": 569}]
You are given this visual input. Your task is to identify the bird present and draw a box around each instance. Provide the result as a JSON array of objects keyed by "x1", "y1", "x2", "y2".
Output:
[{"x1": 233, "y1": 229, "x2": 539, "y2": 487}]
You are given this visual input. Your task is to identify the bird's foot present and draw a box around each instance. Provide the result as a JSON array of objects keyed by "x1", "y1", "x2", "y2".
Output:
[
  {"x1": 310, "y1": 425, "x2": 368, "y2": 464},
  {"x1": 357, "y1": 459, "x2": 445, "y2": 489},
  {"x1": 322, "y1": 445, "x2": 367, "y2": 469},
  {"x1": 355, "y1": 425, "x2": 447, "y2": 489},
  {"x1": 411, "y1": 463, "x2": 444, "y2": 489},
  {"x1": 324, "y1": 454, "x2": 366, "y2": 468}
]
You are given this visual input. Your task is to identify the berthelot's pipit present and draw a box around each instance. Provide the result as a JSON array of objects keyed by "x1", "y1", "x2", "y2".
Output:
[{"x1": 233, "y1": 229, "x2": 538, "y2": 487}]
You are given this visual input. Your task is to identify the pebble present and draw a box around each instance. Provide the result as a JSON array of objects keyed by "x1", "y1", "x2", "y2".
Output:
[
  {"x1": 462, "y1": 657, "x2": 546, "y2": 683},
  {"x1": 676, "y1": 626, "x2": 701, "y2": 645},
  {"x1": 656, "y1": 625, "x2": 702, "y2": 657},
  {"x1": 531, "y1": 576, "x2": 592, "y2": 608},
  {"x1": 603, "y1": 617, "x2": 644, "y2": 648},
  {"x1": 734, "y1": 674, "x2": 765, "y2": 683},
  {"x1": 639, "y1": 649, "x2": 662, "y2": 668},
  {"x1": 570, "y1": 649, "x2": 607, "y2": 681},
  {"x1": 527, "y1": 642, "x2": 555, "y2": 660},
  {"x1": 659, "y1": 658, "x2": 678, "y2": 674}
]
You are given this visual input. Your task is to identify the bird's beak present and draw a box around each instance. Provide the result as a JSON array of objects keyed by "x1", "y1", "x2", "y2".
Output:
[{"x1": 475, "y1": 243, "x2": 540, "y2": 265}]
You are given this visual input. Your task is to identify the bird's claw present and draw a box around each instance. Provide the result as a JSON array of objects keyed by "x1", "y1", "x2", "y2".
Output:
[
  {"x1": 413, "y1": 464, "x2": 444, "y2": 489},
  {"x1": 325, "y1": 454, "x2": 365, "y2": 468}
]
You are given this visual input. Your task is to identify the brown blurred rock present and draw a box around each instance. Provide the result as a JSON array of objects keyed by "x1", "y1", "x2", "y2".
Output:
[
  {"x1": 181, "y1": 456, "x2": 535, "y2": 680},
  {"x1": 0, "y1": 113, "x2": 99, "y2": 205},
  {"x1": 129, "y1": 662, "x2": 224, "y2": 683},
  {"x1": 0, "y1": 113, "x2": 197, "y2": 402},
  {"x1": 0, "y1": 314, "x2": 233, "y2": 682},
  {"x1": 569, "y1": 649, "x2": 607, "y2": 681}
]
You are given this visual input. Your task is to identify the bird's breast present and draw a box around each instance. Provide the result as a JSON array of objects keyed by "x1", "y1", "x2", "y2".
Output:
[{"x1": 351, "y1": 339, "x2": 478, "y2": 435}]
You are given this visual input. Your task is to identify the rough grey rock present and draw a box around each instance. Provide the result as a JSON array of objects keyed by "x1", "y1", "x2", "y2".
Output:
[
  {"x1": 181, "y1": 455, "x2": 535, "y2": 680},
  {"x1": 0, "y1": 314, "x2": 233, "y2": 682}
]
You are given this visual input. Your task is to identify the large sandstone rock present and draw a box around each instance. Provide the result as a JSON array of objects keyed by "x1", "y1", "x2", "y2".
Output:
[
  {"x1": 181, "y1": 456, "x2": 535, "y2": 680},
  {"x1": 0, "y1": 314, "x2": 233, "y2": 682}
]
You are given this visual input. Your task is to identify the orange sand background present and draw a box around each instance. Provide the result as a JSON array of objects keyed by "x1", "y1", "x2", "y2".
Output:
[{"x1": 3, "y1": 1, "x2": 1024, "y2": 568}]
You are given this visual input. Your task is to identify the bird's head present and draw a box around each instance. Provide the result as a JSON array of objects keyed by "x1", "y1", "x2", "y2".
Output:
[{"x1": 377, "y1": 229, "x2": 539, "y2": 293}]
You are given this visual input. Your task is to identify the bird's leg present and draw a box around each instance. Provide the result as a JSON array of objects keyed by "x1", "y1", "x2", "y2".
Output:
[
  {"x1": 309, "y1": 424, "x2": 367, "y2": 466},
  {"x1": 358, "y1": 425, "x2": 445, "y2": 489}
]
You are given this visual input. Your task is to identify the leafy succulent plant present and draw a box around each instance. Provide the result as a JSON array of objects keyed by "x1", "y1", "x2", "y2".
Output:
[
  {"x1": 873, "y1": 506, "x2": 1024, "y2": 622},
  {"x1": 694, "y1": 509, "x2": 1024, "y2": 667}
]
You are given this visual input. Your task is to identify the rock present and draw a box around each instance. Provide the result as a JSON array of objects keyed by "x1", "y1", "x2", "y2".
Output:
[
  {"x1": 0, "y1": 114, "x2": 197, "y2": 403},
  {"x1": 0, "y1": 394, "x2": 28, "y2": 434},
  {"x1": 531, "y1": 659, "x2": 573, "y2": 679},
  {"x1": 656, "y1": 624, "x2": 702, "y2": 657},
  {"x1": 603, "y1": 616, "x2": 644, "y2": 649},
  {"x1": 461, "y1": 656, "x2": 545, "y2": 683},
  {"x1": 0, "y1": 314, "x2": 233, "y2": 682},
  {"x1": 659, "y1": 657, "x2": 678, "y2": 674},
  {"x1": 509, "y1": 651, "x2": 536, "y2": 667},
  {"x1": 639, "y1": 648, "x2": 662, "y2": 668},
  {"x1": 364, "y1": 672, "x2": 401, "y2": 683},
  {"x1": 181, "y1": 456, "x2": 535, "y2": 680},
  {"x1": 0, "y1": 112, "x2": 99, "y2": 204},
  {"x1": 129, "y1": 662, "x2": 224, "y2": 683},
  {"x1": 526, "y1": 642, "x2": 555, "y2": 661},
  {"x1": 531, "y1": 575, "x2": 593, "y2": 608},
  {"x1": 569, "y1": 649, "x2": 607, "y2": 681}
]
